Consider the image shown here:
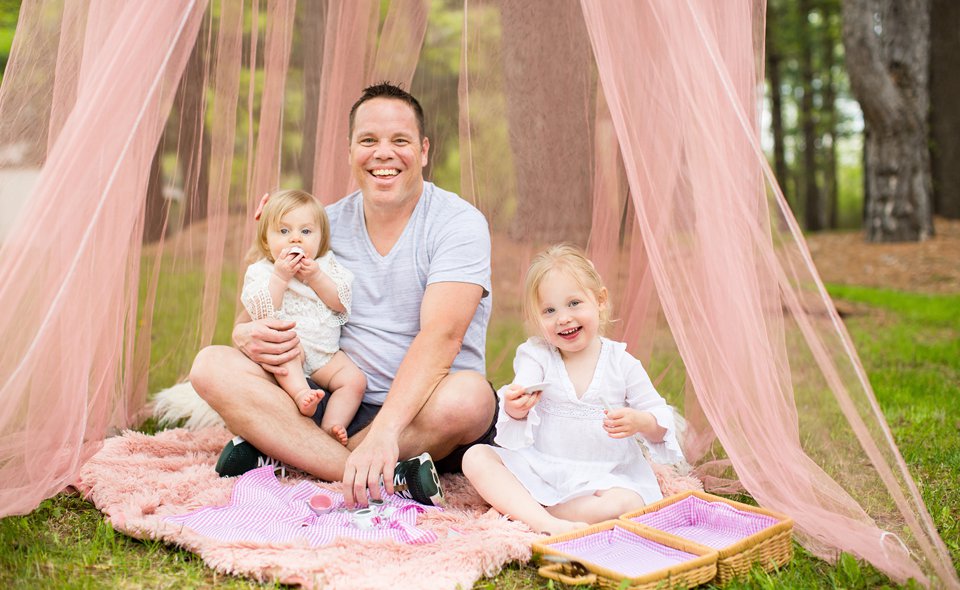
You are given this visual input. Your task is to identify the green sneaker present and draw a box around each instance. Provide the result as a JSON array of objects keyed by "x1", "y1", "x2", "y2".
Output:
[
  {"x1": 393, "y1": 452, "x2": 444, "y2": 506},
  {"x1": 215, "y1": 436, "x2": 287, "y2": 478}
]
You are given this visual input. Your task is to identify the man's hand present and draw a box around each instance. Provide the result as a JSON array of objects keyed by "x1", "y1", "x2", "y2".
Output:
[
  {"x1": 341, "y1": 431, "x2": 399, "y2": 508},
  {"x1": 503, "y1": 383, "x2": 540, "y2": 420},
  {"x1": 232, "y1": 317, "x2": 300, "y2": 376}
]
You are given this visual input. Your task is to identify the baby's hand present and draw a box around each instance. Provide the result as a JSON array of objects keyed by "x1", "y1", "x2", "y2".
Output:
[
  {"x1": 295, "y1": 256, "x2": 320, "y2": 283},
  {"x1": 503, "y1": 383, "x2": 540, "y2": 420},
  {"x1": 273, "y1": 247, "x2": 303, "y2": 281},
  {"x1": 603, "y1": 408, "x2": 657, "y2": 439}
]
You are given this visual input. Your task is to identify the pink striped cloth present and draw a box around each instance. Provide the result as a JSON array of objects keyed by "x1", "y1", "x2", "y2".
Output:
[
  {"x1": 549, "y1": 526, "x2": 699, "y2": 577},
  {"x1": 628, "y1": 495, "x2": 778, "y2": 548},
  {"x1": 165, "y1": 466, "x2": 439, "y2": 546}
]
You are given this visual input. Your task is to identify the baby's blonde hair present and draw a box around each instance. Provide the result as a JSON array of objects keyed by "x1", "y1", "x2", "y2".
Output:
[
  {"x1": 250, "y1": 189, "x2": 330, "y2": 262},
  {"x1": 522, "y1": 243, "x2": 611, "y2": 337}
]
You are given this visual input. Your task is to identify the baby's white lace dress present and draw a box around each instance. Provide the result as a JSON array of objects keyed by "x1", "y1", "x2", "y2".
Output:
[{"x1": 241, "y1": 251, "x2": 353, "y2": 374}]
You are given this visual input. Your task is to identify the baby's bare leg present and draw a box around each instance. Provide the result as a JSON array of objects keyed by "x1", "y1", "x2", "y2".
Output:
[
  {"x1": 462, "y1": 445, "x2": 587, "y2": 535},
  {"x1": 276, "y1": 347, "x2": 324, "y2": 416},
  {"x1": 545, "y1": 487, "x2": 645, "y2": 524},
  {"x1": 310, "y1": 351, "x2": 366, "y2": 446}
]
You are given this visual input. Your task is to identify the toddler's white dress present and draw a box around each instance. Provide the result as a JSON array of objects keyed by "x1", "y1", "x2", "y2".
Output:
[
  {"x1": 493, "y1": 337, "x2": 684, "y2": 506},
  {"x1": 241, "y1": 251, "x2": 353, "y2": 374}
]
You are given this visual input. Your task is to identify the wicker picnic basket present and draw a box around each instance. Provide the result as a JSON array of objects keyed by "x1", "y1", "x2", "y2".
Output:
[
  {"x1": 532, "y1": 519, "x2": 718, "y2": 589},
  {"x1": 620, "y1": 490, "x2": 794, "y2": 584}
]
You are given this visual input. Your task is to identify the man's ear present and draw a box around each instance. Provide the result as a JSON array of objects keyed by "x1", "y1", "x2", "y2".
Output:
[{"x1": 421, "y1": 136, "x2": 430, "y2": 167}]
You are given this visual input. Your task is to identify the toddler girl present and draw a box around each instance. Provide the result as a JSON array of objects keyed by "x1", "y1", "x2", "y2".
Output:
[
  {"x1": 242, "y1": 189, "x2": 366, "y2": 445},
  {"x1": 463, "y1": 244, "x2": 684, "y2": 535}
]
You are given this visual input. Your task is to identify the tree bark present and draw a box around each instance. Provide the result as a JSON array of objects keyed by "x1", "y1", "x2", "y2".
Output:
[
  {"x1": 821, "y1": 6, "x2": 840, "y2": 228},
  {"x1": 842, "y1": 0, "x2": 933, "y2": 241},
  {"x1": 500, "y1": 0, "x2": 594, "y2": 244},
  {"x1": 178, "y1": 30, "x2": 210, "y2": 225},
  {"x1": 296, "y1": 1, "x2": 325, "y2": 194},
  {"x1": 142, "y1": 147, "x2": 167, "y2": 243},
  {"x1": 799, "y1": 0, "x2": 822, "y2": 231},
  {"x1": 766, "y1": 1, "x2": 791, "y2": 205},
  {"x1": 929, "y1": 0, "x2": 960, "y2": 219}
]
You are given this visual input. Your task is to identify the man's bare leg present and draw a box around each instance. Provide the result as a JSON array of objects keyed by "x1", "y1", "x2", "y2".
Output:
[
  {"x1": 190, "y1": 345, "x2": 349, "y2": 481},
  {"x1": 346, "y1": 370, "x2": 495, "y2": 462}
]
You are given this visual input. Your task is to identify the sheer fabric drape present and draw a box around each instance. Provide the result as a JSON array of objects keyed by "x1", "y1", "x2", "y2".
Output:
[{"x1": 0, "y1": 1, "x2": 954, "y2": 586}]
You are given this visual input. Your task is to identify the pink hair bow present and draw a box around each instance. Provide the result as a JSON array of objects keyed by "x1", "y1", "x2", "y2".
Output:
[{"x1": 253, "y1": 192, "x2": 270, "y2": 220}]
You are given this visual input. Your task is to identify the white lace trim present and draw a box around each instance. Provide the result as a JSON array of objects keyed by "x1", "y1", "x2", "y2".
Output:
[
  {"x1": 243, "y1": 287, "x2": 276, "y2": 320},
  {"x1": 325, "y1": 255, "x2": 351, "y2": 325},
  {"x1": 537, "y1": 398, "x2": 606, "y2": 419}
]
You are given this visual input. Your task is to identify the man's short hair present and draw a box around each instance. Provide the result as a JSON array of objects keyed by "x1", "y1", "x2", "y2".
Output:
[{"x1": 348, "y1": 82, "x2": 426, "y2": 141}]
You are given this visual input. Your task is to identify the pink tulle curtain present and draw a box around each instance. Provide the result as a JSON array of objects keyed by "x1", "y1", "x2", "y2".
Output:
[{"x1": 0, "y1": 0, "x2": 955, "y2": 586}]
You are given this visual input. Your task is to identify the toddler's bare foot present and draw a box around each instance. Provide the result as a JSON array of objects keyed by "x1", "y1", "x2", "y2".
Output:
[
  {"x1": 328, "y1": 425, "x2": 348, "y2": 446},
  {"x1": 294, "y1": 388, "x2": 324, "y2": 417}
]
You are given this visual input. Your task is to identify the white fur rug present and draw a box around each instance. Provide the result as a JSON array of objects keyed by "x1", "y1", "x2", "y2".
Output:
[{"x1": 152, "y1": 381, "x2": 225, "y2": 430}]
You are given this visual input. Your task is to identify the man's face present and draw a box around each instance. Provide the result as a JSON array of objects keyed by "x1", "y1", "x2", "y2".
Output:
[{"x1": 349, "y1": 98, "x2": 429, "y2": 210}]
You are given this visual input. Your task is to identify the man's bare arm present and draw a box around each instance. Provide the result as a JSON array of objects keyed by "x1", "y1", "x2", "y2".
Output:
[{"x1": 341, "y1": 281, "x2": 483, "y2": 506}]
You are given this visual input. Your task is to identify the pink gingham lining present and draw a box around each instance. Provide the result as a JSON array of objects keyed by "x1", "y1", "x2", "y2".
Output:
[
  {"x1": 628, "y1": 495, "x2": 777, "y2": 548},
  {"x1": 165, "y1": 466, "x2": 438, "y2": 546},
  {"x1": 549, "y1": 525, "x2": 700, "y2": 577}
]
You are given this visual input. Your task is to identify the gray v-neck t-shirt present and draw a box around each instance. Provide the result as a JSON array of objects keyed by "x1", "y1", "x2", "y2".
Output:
[{"x1": 326, "y1": 182, "x2": 492, "y2": 405}]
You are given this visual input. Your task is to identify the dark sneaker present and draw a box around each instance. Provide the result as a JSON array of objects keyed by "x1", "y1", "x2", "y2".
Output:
[
  {"x1": 393, "y1": 452, "x2": 444, "y2": 506},
  {"x1": 215, "y1": 436, "x2": 287, "y2": 478}
]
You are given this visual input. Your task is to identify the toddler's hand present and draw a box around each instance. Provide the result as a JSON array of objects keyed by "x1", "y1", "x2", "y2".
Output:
[
  {"x1": 503, "y1": 383, "x2": 540, "y2": 420},
  {"x1": 603, "y1": 408, "x2": 657, "y2": 439},
  {"x1": 273, "y1": 247, "x2": 303, "y2": 281},
  {"x1": 295, "y1": 256, "x2": 320, "y2": 283}
]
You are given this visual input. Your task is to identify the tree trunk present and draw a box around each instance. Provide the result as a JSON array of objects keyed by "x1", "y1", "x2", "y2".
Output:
[
  {"x1": 842, "y1": 0, "x2": 933, "y2": 241},
  {"x1": 929, "y1": 0, "x2": 960, "y2": 218},
  {"x1": 142, "y1": 148, "x2": 166, "y2": 243},
  {"x1": 501, "y1": 0, "x2": 594, "y2": 244},
  {"x1": 799, "y1": 0, "x2": 822, "y2": 231},
  {"x1": 821, "y1": 6, "x2": 840, "y2": 228},
  {"x1": 178, "y1": 31, "x2": 210, "y2": 225},
  {"x1": 766, "y1": 1, "x2": 791, "y2": 205},
  {"x1": 297, "y1": 1, "x2": 325, "y2": 194}
]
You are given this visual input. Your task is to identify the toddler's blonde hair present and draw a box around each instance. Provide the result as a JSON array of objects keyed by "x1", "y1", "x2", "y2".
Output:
[
  {"x1": 522, "y1": 243, "x2": 611, "y2": 337},
  {"x1": 250, "y1": 189, "x2": 330, "y2": 263}
]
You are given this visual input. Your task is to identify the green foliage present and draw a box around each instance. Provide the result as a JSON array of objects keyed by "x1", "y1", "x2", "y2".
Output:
[
  {"x1": 0, "y1": 0, "x2": 20, "y2": 81},
  {"x1": 765, "y1": 0, "x2": 863, "y2": 230}
]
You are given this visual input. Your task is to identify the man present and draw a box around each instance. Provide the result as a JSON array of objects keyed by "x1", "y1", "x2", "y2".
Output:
[{"x1": 190, "y1": 83, "x2": 496, "y2": 507}]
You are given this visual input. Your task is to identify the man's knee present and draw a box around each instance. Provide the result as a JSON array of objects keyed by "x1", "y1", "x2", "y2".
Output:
[
  {"x1": 437, "y1": 372, "x2": 494, "y2": 419},
  {"x1": 189, "y1": 345, "x2": 237, "y2": 401}
]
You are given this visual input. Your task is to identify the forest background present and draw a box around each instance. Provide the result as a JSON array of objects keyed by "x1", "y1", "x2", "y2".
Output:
[{"x1": 0, "y1": 1, "x2": 957, "y2": 589}]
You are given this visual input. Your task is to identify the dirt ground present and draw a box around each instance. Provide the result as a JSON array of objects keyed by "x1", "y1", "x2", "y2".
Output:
[{"x1": 805, "y1": 216, "x2": 960, "y2": 294}]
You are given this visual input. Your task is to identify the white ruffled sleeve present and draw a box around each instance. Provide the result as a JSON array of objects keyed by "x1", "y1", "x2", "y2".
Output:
[
  {"x1": 493, "y1": 339, "x2": 548, "y2": 450},
  {"x1": 318, "y1": 251, "x2": 354, "y2": 325},
  {"x1": 622, "y1": 349, "x2": 685, "y2": 465},
  {"x1": 240, "y1": 260, "x2": 276, "y2": 320}
]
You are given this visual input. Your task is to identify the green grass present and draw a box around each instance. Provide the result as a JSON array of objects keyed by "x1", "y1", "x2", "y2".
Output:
[{"x1": 1, "y1": 284, "x2": 958, "y2": 588}]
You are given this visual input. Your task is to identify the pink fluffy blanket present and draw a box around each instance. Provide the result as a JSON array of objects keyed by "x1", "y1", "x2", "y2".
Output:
[{"x1": 76, "y1": 427, "x2": 702, "y2": 589}]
